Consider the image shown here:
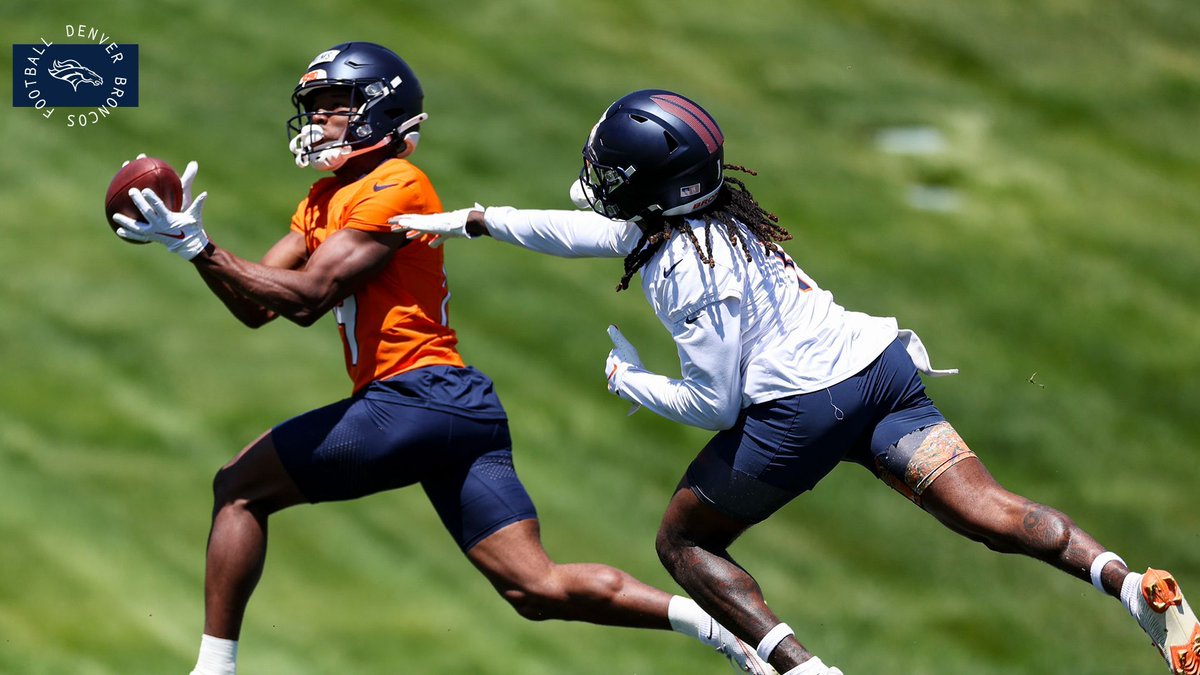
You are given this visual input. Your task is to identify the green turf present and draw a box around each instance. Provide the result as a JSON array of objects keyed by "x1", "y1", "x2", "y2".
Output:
[{"x1": 3, "y1": 1, "x2": 1199, "y2": 673}]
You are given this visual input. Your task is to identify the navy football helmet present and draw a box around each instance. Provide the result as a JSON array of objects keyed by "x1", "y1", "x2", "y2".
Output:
[
  {"x1": 287, "y1": 42, "x2": 427, "y2": 170},
  {"x1": 579, "y1": 89, "x2": 725, "y2": 221}
]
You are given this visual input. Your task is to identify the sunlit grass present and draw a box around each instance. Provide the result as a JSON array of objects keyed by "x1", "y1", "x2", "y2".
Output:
[{"x1": 2, "y1": 1, "x2": 1198, "y2": 673}]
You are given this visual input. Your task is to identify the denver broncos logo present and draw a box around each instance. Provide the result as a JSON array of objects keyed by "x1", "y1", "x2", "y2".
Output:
[{"x1": 48, "y1": 59, "x2": 105, "y2": 91}]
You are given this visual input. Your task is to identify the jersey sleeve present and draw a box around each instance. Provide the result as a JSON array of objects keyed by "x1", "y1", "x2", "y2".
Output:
[
  {"x1": 482, "y1": 207, "x2": 642, "y2": 258},
  {"x1": 343, "y1": 167, "x2": 441, "y2": 233},
  {"x1": 289, "y1": 198, "x2": 308, "y2": 235},
  {"x1": 616, "y1": 296, "x2": 744, "y2": 430}
]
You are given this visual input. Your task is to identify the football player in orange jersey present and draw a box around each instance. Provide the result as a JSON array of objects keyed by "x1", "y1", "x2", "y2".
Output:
[{"x1": 111, "y1": 43, "x2": 778, "y2": 675}]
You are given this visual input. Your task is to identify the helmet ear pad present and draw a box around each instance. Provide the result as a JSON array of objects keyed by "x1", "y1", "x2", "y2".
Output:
[{"x1": 394, "y1": 131, "x2": 420, "y2": 158}]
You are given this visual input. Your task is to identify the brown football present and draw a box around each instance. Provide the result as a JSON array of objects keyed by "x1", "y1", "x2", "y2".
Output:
[{"x1": 104, "y1": 157, "x2": 183, "y2": 244}]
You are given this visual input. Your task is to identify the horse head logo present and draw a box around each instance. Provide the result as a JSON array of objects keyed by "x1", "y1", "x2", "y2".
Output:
[{"x1": 48, "y1": 59, "x2": 104, "y2": 91}]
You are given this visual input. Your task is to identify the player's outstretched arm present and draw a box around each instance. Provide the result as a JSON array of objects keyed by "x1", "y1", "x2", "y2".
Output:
[
  {"x1": 193, "y1": 232, "x2": 309, "y2": 328},
  {"x1": 392, "y1": 206, "x2": 639, "y2": 259},
  {"x1": 387, "y1": 205, "x2": 486, "y2": 248},
  {"x1": 191, "y1": 228, "x2": 404, "y2": 327}
]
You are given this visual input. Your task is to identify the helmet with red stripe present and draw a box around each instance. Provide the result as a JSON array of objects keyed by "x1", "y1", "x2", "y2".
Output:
[{"x1": 578, "y1": 89, "x2": 725, "y2": 222}]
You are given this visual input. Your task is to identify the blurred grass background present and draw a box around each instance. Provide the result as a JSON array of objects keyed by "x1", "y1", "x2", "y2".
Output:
[{"x1": 2, "y1": 1, "x2": 1199, "y2": 673}]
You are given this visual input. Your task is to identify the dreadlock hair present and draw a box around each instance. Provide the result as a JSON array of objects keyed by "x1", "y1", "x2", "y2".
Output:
[{"x1": 614, "y1": 164, "x2": 792, "y2": 292}]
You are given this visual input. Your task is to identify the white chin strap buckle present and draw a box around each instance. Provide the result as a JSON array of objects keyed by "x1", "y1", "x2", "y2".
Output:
[{"x1": 290, "y1": 124, "x2": 334, "y2": 169}]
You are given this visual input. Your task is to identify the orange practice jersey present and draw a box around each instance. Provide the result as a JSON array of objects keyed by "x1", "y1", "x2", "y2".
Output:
[{"x1": 290, "y1": 158, "x2": 464, "y2": 393}]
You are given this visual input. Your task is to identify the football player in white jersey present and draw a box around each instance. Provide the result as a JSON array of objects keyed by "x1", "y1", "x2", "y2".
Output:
[{"x1": 391, "y1": 90, "x2": 1200, "y2": 675}]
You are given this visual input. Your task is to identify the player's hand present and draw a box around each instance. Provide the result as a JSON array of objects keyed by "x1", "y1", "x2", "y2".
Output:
[
  {"x1": 179, "y1": 159, "x2": 200, "y2": 210},
  {"x1": 606, "y1": 325, "x2": 644, "y2": 415},
  {"x1": 114, "y1": 155, "x2": 201, "y2": 243},
  {"x1": 112, "y1": 188, "x2": 210, "y2": 261},
  {"x1": 388, "y1": 203, "x2": 484, "y2": 248},
  {"x1": 113, "y1": 154, "x2": 154, "y2": 243},
  {"x1": 606, "y1": 324, "x2": 642, "y2": 393}
]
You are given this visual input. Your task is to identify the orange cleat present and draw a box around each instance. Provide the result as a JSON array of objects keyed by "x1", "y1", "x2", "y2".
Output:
[{"x1": 1141, "y1": 569, "x2": 1200, "y2": 674}]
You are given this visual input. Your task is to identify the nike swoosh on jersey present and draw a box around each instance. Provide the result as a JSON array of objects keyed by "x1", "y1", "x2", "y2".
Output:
[
  {"x1": 373, "y1": 182, "x2": 398, "y2": 192},
  {"x1": 663, "y1": 259, "x2": 684, "y2": 278}
]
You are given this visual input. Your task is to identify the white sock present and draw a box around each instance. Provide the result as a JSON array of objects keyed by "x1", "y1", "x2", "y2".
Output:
[
  {"x1": 1120, "y1": 570, "x2": 1172, "y2": 648},
  {"x1": 1121, "y1": 572, "x2": 1145, "y2": 616},
  {"x1": 191, "y1": 634, "x2": 238, "y2": 675},
  {"x1": 668, "y1": 596, "x2": 717, "y2": 644}
]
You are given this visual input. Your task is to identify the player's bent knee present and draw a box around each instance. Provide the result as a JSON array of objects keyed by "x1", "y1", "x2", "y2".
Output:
[
  {"x1": 656, "y1": 543, "x2": 683, "y2": 575},
  {"x1": 210, "y1": 463, "x2": 296, "y2": 518},
  {"x1": 211, "y1": 466, "x2": 238, "y2": 505},
  {"x1": 499, "y1": 565, "x2": 624, "y2": 622},
  {"x1": 655, "y1": 527, "x2": 689, "y2": 574},
  {"x1": 942, "y1": 491, "x2": 1075, "y2": 558},
  {"x1": 499, "y1": 578, "x2": 569, "y2": 622}
]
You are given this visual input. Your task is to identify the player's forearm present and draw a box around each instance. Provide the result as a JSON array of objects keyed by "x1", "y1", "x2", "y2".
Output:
[
  {"x1": 620, "y1": 369, "x2": 741, "y2": 430},
  {"x1": 191, "y1": 244, "x2": 335, "y2": 326},
  {"x1": 620, "y1": 298, "x2": 744, "y2": 430},
  {"x1": 481, "y1": 207, "x2": 638, "y2": 258},
  {"x1": 194, "y1": 262, "x2": 278, "y2": 328}
]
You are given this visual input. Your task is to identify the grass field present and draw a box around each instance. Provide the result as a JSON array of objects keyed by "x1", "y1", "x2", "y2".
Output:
[{"x1": 3, "y1": 1, "x2": 1199, "y2": 673}]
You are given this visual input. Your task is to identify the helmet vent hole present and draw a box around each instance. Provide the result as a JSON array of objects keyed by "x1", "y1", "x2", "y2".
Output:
[
  {"x1": 628, "y1": 114, "x2": 649, "y2": 123},
  {"x1": 663, "y1": 132, "x2": 679, "y2": 153}
]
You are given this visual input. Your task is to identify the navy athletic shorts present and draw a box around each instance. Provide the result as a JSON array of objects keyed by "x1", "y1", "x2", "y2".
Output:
[
  {"x1": 685, "y1": 338, "x2": 948, "y2": 523},
  {"x1": 271, "y1": 366, "x2": 538, "y2": 550}
]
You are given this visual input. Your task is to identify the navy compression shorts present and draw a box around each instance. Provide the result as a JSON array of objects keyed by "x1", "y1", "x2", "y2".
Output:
[
  {"x1": 271, "y1": 366, "x2": 538, "y2": 550},
  {"x1": 685, "y1": 337, "x2": 950, "y2": 522}
]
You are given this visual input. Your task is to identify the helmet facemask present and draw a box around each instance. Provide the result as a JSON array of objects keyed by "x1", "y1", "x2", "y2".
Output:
[
  {"x1": 579, "y1": 155, "x2": 639, "y2": 221},
  {"x1": 288, "y1": 82, "x2": 425, "y2": 171}
]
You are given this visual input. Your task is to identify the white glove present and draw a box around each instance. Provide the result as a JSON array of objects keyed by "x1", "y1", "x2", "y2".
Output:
[
  {"x1": 112, "y1": 188, "x2": 210, "y2": 260},
  {"x1": 388, "y1": 203, "x2": 484, "y2": 248},
  {"x1": 606, "y1": 325, "x2": 643, "y2": 415},
  {"x1": 179, "y1": 159, "x2": 199, "y2": 209},
  {"x1": 114, "y1": 156, "x2": 200, "y2": 244}
]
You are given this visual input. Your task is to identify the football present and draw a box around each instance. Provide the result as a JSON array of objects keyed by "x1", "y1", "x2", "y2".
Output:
[{"x1": 104, "y1": 157, "x2": 183, "y2": 243}]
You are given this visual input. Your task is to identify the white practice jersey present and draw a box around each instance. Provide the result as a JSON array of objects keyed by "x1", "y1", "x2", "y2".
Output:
[{"x1": 482, "y1": 207, "x2": 954, "y2": 430}]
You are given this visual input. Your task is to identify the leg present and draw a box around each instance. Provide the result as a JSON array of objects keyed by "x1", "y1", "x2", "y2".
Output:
[
  {"x1": 465, "y1": 518, "x2": 671, "y2": 628},
  {"x1": 648, "y1": 385, "x2": 865, "y2": 673},
  {"x1": 204, "y1": 430, "x2": 307, "y2": 638},
  {"x1": 193, "y1": 392, "x2": 373, "y2": 674},
  {"x1": 910, "y1": 429, "x2": 1128, "y2": 594},
  {"x1": 898, "y1": 423, "x2": 1200, "y2": 672},
  {"x1": 419, "y1": 412, "x2": 670, "y2": 629},
  {"x1": 657, "y1": 485, "x2": 814, "y2": 673},
  {"x1": 429, "y1": 432, "x2": 772, "y2": 671}
]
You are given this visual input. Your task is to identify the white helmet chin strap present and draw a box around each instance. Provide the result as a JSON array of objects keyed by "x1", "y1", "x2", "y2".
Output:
[{"x1": 290, "y1": 112, "x2": 429, "y2": 171}]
